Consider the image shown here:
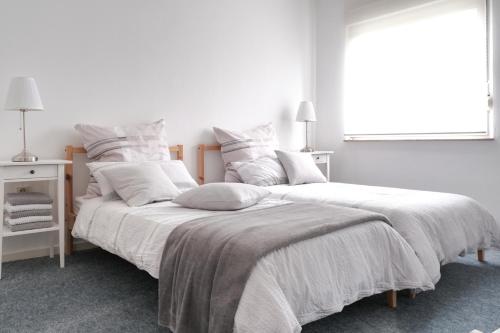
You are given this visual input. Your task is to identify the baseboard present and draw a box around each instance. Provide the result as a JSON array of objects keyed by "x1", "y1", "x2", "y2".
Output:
[{"x1": 2, "y1": 241, "x2": 96, "y2": 263}]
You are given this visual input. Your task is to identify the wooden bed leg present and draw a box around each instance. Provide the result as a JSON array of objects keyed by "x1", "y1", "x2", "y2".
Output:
[
  {"x1": 478, "y1": 249, "x2": 485, "y2": 262},
  {"x1": 408, "y1": 289, "x2": 417, "y2": 299},
  {"x1": 386, "y1": 290, "x2": 397, "y2": 309}
]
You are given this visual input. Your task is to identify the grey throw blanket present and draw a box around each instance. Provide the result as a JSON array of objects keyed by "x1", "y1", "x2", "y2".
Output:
[
  {"x1": 8, "y1": 221, "x2": 53, "y2": 232},
  {"x1": 6, "y1": 192, "x2": 53, "y2": 206},
  {"x1": 7, "y1": 209, "x2": 52, "y2": 219},
  {"x1": 158, "y1": 202, "x2": 389, "y2": 333}
]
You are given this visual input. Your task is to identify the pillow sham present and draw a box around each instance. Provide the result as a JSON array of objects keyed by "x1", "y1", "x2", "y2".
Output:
[
  {"x1": 86, "y1": 160, "x2": 198, "y2": 198},
  {"x1": 232, "y1": 157, "x2": 288, "y2": 186},
  {"x1": 173, "y1": 183, "x2": 270, "y2": 211},
  {"x1": 86, "y1": 162, "x2": 123, "y2": 200},
  {"x1": 101, "y1": 164, "x2": 180, "y2": 207},
  {"x1": 275, "y1": 150, "x2": 327, "y2": 186},
  {"x1": 213, "y1": 123, "x2": 280, "y2": 183},
  {"x1": 159, "y1": 160, "x2": 199, "y2": 192},
  {"x1": 75, "y1": 119, "x2": 170, "y2": 162}
]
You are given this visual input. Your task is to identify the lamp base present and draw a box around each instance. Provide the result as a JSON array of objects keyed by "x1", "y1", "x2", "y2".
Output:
[
  {"x1": 300, "y1": 146, "x2": 314, "y2": 152},
  {"x1": 12, "y1": 150, "x2": 39, "y2": 162}
]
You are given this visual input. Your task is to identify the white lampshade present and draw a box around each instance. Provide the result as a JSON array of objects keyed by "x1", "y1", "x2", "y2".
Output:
[
  {"x1": 4, "y1": 77, "x2": 44, "y2": 111},
  {"x1": 296, "y1": 101, "x2": 316, "y2": 122}
]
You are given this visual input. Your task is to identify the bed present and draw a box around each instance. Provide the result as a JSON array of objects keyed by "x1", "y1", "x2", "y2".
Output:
[
  {"x1": 198, "y1": 144, "x2": 500, "y2": 284},
  {"x1": 66, "y1": 145, "x2": 434, "y2": 333}
]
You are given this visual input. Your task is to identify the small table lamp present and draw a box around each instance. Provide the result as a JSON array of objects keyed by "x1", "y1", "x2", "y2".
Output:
[
  {"x1": 296, "y1": 101, "x2": 317, "y2": 152},
  {"x1": 4, "y1": 77, "x2": 44, "y2": 162}
]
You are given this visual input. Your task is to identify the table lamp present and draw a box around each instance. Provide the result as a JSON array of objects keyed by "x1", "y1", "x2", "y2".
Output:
[
  {"x1": 296, "y1": 101, "x2": 316, "y2": 152},
  {"x1": 4, "y1": 77, "x2": 44, "y2": 162}
]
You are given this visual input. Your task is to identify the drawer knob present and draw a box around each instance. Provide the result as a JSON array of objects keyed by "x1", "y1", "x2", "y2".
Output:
[{"x1": 30, "y1": 170, "x2": 35, "y2": 175}]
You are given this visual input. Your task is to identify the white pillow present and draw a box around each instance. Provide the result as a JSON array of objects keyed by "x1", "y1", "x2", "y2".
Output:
[
  {"x1": 87, "y1": 160, "x2": 197, "y2": 198},
  {"x1": 173, "y1": 183, "x2": 270, "y2": 211},
  {"x1": 275, "y1": 150, "x2": 327, "y2": 185},
  {"x1": 232, "y1": 157, "x2": 288, "y2": 186},
  {"x1": 87, "y1": 162, "x2": 124, "y2": 200},
  {"x1": 75, "y1": 119, "x2": 170, "y2": 162},
  {"x1": 213, "y1": 123, "x2": 280, "y2": 183},
  {"x1": 101, "y1": 164, "x2": 180, "y2": 207},
  {"x1": 159, "y1": 160, "x2": 198, "y2": 192}
]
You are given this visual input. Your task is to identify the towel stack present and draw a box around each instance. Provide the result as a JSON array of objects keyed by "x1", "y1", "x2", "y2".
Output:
[{"x1": 4, "y1": 192, "x2": 54, "y2": 232}]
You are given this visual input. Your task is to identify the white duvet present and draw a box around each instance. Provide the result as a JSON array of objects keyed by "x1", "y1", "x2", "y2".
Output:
[
  {"x1": 268, "y1": 182, "x2": 500, "y2": 284},
  {"x1": 73, "y1": 197, "x2": 434, "y2": 332}
]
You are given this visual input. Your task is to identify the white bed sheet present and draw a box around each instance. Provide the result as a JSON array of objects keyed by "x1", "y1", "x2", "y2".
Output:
[
  {"x1": 72, "y1": 197, "x2": 434, "y2": 333},
  {"x1": 268, "y1": 182, "x2": 500, "y2": 284}
]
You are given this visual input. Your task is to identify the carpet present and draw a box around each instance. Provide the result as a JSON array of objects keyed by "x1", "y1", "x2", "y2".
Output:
[{"x1": 1, "y1": 249, "x2": 499, "y2": 333}]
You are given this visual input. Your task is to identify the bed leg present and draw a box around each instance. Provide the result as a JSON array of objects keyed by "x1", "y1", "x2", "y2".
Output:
[
  {"x1": 386, "y1": 290, "x2": 397, "y2": 309},
  {"x1": 408, "y1": 289, "x2": 417, "y2": 299},
  {"x1": 478, "y1": 249, "x2": 485, "y2": 262}
]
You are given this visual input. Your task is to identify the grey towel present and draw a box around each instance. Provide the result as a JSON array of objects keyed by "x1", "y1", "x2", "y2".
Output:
[
  {"x1": 7, "y1": 221, "x2": 53, "y2": 232},
  {"x1": 158, "y1": 202, "x2": 389, "y2": 333},
  {"x1": 6, "y1": 192, "x2": 53, "y2": 206},
  {"x1": 6, "y1": 210, "x2": 52, "y2": 219}
]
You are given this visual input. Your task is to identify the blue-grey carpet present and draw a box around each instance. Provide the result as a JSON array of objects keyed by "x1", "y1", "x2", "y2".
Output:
[{"x1": 1, "y1": 249, "x2": 500, "y2": 333}]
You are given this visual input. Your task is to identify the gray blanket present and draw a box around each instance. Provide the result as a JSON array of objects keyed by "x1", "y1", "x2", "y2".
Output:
[
  {"x1": 158, "y1": 202, "x2": 389, "y2": 333},
  {"x1": 6, "y1": 192, "x2": 53, "y2": 206},
  {"x1": 7, "y1": 221, "x2": 53, "y2": 232},
  {"x1": 6, "y1": 209, "x2": 53, "y2": 219}
]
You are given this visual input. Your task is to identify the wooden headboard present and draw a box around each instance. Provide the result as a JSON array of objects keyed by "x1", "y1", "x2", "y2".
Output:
[
  {"x1": 64, "y1": 144, "x2": 184, "y2": 254},
  {"x1": 197, "y1": 144, "x2": 221, "y2": 185}
]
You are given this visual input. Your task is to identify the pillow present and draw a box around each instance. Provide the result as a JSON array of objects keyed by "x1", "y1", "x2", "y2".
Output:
[
  {"x1": 75, "y1": 119, "x2": 170, "y2": 162},
  {"x1": 87, "y1": 162, "x2": 124, "y2": 200},
  {"x1": 213, "y1": 123, "x2": 280, "y2": 183},
  {"x1": 232, "y1": 157, "x2": 288, "y2": 186},
  {"x1": 87, "y1": 160, "x2": 197, "y2": 198},
  {"x1": 275, "y1": 150, "x2": 327, "y2": 185},
  {"x1": 101, "y1": 164, "x2": 180, "y2": 207},
  {"x1": 159, "y1": 160, "x2": 199, "y2": 192},
  {"x1": 173, "y1": 183, "x2": 270, "y2": 211}
]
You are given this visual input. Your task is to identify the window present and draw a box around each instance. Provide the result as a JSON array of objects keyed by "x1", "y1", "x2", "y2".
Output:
[{"x1": 344, "y1": 0, "x2": 492, "y2": 140}]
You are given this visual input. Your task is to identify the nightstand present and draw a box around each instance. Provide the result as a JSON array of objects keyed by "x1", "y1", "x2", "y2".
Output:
[
  {"x1": 0, "y1": 160, "x2": 71, "y2": 279},
  {"x1": 311, "y1": 151, "x2": 334, "y2": 181}
]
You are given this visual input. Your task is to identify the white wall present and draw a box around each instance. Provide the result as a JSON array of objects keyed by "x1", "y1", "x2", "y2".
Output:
[
  {"x1": 315, "y1": 0, "x2": 500, "y2": 219},
  {"x1": 0, "y1": 0, "x2": 314, "y2": 257}
]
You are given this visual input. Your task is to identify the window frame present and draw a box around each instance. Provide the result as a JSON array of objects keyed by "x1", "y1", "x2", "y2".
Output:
[{"x1": 343, "y1": 0, "x2": 494, "y2": 142}]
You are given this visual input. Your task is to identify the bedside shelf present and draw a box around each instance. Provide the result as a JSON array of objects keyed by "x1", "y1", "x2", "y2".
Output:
[
  {"x1": 3, "y1": 224, "x2": 59, "y2": 238},
  {"x1": 0, "y1": 159, "x2": 71, "y2": 279}
]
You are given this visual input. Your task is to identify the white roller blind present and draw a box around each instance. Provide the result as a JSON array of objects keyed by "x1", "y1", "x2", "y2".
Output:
[{"x1": 344, "y1": 0, "x2": 491, "y2": 139}]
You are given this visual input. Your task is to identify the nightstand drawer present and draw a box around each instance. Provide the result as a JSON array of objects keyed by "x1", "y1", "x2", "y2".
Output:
[
  {"x1": 312, "y1": 154, "x2": 328, "y2": 164},
  {"x1": 1, "y1": 165, "x2": 57, "y2": 180}
]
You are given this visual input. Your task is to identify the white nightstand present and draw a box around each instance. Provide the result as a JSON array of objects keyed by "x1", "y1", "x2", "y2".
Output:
[
  {"x1": 0, "y1": 160, "x2": 71, "y2": 279},
  {"x1": 311, "y1": 151, "x2": 334, "y2": 181}
]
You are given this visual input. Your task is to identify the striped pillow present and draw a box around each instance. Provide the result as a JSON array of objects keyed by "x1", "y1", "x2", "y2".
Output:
[
  {"x1": 75, "y1": 119, "x2": 170, "y2": 162},
  {"x1": 213, "y1": 123, "x2": 280, "y2": 182},
  {"x1": 232, "y1": 157, "x2": 288, "y2": 186}
]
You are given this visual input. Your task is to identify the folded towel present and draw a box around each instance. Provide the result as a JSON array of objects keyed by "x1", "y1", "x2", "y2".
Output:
[
  {"x1": 6, "y1": 192, "x2": 53, "y2": 206},
  {"x1": 6, "y1": 221, "x2": 54, "y2": 232},
  {"x1": 5, "y1": 203, "x2": 53, "y2": 213},
  {"x1": 5, "y1": 215, "x2": 53, "y2": 225},
  {"x1": 6, "y1": 209, "x2": 52, "y2": 219}
]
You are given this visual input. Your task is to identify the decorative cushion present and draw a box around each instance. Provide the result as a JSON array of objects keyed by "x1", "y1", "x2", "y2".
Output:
[
  {"x1": 87, "y1": 160, "x2": 197, "y2": 199},
  {"x1": 173, "y1": 183, "x2": 270, "y2": 211},
  {"x1": 275, "y1": 150, "x2": 327, "y2": 185},
  {"x1": 86, "y1": 162, "x2": 124, "y2": 200},
  {"x1": 75, "y1": 119, "x2": 170, "y2": 162},
  {"x1": 159, "y1": 160, "x2": 199, "y2": 193},
  {"x1": 232, "y1": 157, "x2": 288, "y2": 186},
  {"x1": 212, "y1": 123, "x2": 279, "y2": 183},
  {"x1": 101, "y1": 164, "x2": 180, "y2": 207}
]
